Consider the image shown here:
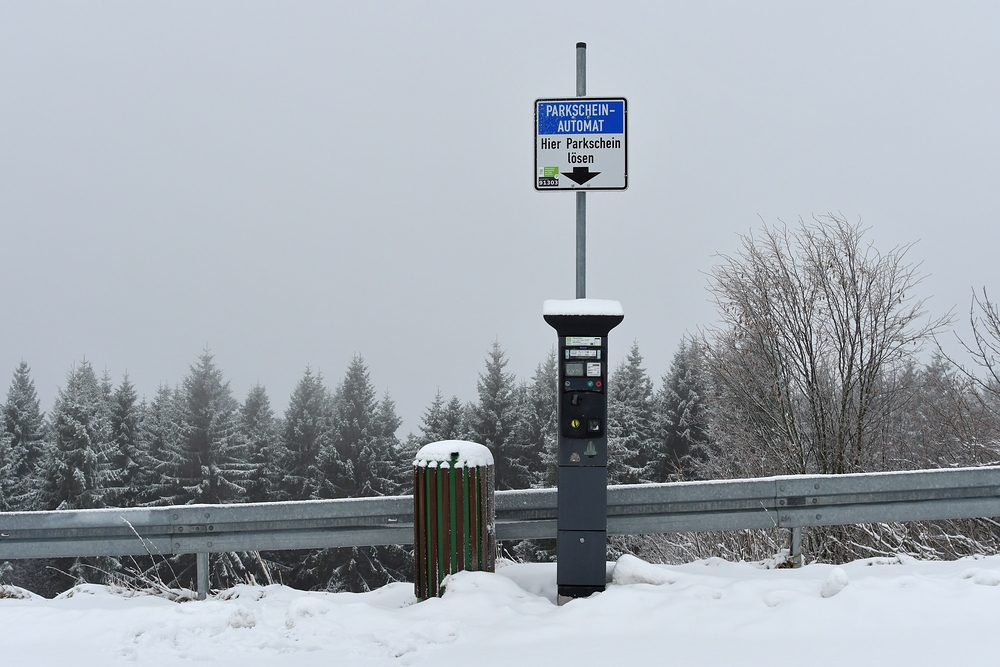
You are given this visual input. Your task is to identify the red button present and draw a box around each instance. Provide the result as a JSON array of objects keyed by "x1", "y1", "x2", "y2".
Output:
[{"x1": 596, "y1": 381, "x2": 603, "y2": 387}]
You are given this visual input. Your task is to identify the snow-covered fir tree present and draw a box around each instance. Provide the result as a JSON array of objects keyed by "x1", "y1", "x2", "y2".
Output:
[
  {"x1": 240, "y1": 384, "x2": 280, "y2": 503},
  {"x1": 322, "y1": 356, "x2": 401, "y2": 498},
  {"x1": 399, "y1": 391, "x2": 471, "y2": 492},
  {"x1": 651, "y1": 339, "x2": 711, "y2": 481},
  {"x1": 415, "y1": 390, "x2": 449, "y2": 446},
  {"x1": 2, "y1": 361, "x2": 47, "y2": 509},
  {"x1": 442, "y1": 396, "x2": 470, "y2": 441},
  {"x1": 99, "y1": 369, "x2": 114, "y2": 413},
  {"x1": 105, "y1": 374, "x2": 144, "y2": 506},
  {"x1": 374, "y1": 390, "x2": 406, "y2": 491},
  {"x1": 279, "y1": 367, "x2": 333, "y2": 501},
  {"x1": 34, "y1": 362, "x2": 127, "y2": 586},
  {"x1": 296, "y1": 357, "x2": 409, "y2": 593},
  {"x1": 154, "y1": 351, "x2": 248, "y2": 505},
  {"x1": 407, "y1": 391, "x2": 470, "y2": 451},
  {"x1": 137, "y1": 384, "x2": 181, "y2": 503},
  {"x1": 317, "y1": 385, "x2": 411, "y2": 593},
  {"x1": 516, "y1": 349, "x2": 557, "y2": 488},
  {"x1": 472, "y1": 341, "x2": 533, "y2": 490},
  {"x1": 607, "y1": 341, "x2": 655, "y2": 485},
  {"x1": 38, "y1": 361, "x2": 112, "y2": 510},
  {"x1": 139, "y1": 354, "x2": 264, "y2": 591}
]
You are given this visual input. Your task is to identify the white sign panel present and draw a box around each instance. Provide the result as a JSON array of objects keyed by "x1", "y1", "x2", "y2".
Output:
[
  {"x1": 534, "y1": 97, "x2": 628, "y2": 191},
  {"x1": 566, "y1": 336, "x2": 602, "y2": 347}
]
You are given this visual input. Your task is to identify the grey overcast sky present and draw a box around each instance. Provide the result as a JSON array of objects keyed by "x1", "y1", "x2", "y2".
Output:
[{"x1": 2, "y1": 2, "x2": 999, "y2": 433}]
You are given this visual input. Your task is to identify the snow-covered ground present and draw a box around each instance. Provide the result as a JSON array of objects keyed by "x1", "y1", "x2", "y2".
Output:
[{"x1": 3, "y1": 553, "x2": 999, "y2": 666}]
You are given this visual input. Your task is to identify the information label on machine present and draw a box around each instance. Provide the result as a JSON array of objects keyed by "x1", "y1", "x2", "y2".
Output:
[
  {"x1": 568, "y1": 349, "x2": 599, "y2": 358},
  {"x1": 535, "y1": 98, "x2": 627, "y2": 191},
  {"x1": 567, "y1": 336, "x2": 601, "y2": 347}
]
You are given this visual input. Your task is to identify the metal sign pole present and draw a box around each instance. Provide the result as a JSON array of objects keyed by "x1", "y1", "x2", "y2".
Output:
[
  {"x1": 535, "y1": 42, "x2": 627, "y2": 602},
  {"x1": 576, "y1": 42, "x2": 586, "y2": 299}
]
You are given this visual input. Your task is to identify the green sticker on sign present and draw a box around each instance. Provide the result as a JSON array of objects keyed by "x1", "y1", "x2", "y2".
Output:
[
  {"x1": 543, "y1": 166, "x2": 559, "y2": 177},
  {"x1": 567, "y1": 336, "x2": 601, "y2": 347}
]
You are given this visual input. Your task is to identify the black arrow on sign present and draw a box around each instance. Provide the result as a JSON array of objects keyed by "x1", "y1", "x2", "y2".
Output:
[{"x1": 562, "y1": 167, "x2": 601, "y2": 186}]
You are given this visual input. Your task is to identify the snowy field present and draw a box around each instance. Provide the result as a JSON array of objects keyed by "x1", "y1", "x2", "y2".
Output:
[{"x1": 3, "y1": 553, "x2": 999, "y2": 666}]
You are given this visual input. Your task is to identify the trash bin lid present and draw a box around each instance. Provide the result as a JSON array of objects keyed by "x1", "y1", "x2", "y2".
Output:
[{"x1": 414, "y1": 440, "x2": 494, "y2": 467}]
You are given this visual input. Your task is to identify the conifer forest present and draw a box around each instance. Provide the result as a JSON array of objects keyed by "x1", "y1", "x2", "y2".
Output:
[{"x1": 5, "y1": 216, "x2": 1000, "y2": 596}]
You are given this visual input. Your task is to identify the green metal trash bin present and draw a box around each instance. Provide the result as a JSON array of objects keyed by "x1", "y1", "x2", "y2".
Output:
[{"x1": 413, "y1": 440, "x2": 495, "y2": 599}]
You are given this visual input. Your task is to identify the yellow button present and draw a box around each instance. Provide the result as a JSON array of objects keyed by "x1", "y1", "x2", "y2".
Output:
[{"x1": 570, "y1": 419, "x2": 581, "y2": 429}]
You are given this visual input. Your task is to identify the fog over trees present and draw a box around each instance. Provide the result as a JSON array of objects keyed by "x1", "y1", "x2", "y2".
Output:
[{"x1": 6, "y1": 216, "x2": 1000, "y2": 594}]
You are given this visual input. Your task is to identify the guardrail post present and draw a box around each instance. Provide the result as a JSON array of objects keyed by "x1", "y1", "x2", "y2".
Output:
[
  {"x1": 789, "y1": 526, "x2": 803, "y2": 568},
  {"x1": 196, "y1": 552, "x2": 209, "y2": 600}
]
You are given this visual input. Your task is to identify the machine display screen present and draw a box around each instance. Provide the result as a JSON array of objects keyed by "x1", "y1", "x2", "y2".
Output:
[{"x1": 565, "y1": 362, "x2": 584, "y2": 377}]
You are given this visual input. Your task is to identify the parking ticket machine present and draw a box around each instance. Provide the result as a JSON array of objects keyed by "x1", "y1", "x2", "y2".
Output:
[{"x1": 543, "y1": 300, "x2": 624, "y2": 601}]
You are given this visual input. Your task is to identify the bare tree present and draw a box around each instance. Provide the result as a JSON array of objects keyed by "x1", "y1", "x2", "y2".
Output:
[
  {"x1": 933, "y1": 288, "x2": 1000, "y2": 464},
  {"x1": 944, "y1": 289, "x2": 1000, "y2": 412},
  {"x1": 700, "y1": 214, "x2": 947, "y2": 477}
]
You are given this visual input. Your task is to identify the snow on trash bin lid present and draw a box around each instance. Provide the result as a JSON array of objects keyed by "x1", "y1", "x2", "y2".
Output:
[{"x1": 414, "y1": 440, "x2": 494, "y2": 468}]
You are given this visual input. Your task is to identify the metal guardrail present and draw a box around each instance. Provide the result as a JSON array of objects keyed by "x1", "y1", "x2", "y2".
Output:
[
  {"x1": 497, "y1": 465, "x2": 1000, "y2": 538},
  {"x1": 0, "y1": 495, "x2": 414, "y2": 560},
  {"x1": 3, "y1": 466, "x2": 1000, "y2": 597}
]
